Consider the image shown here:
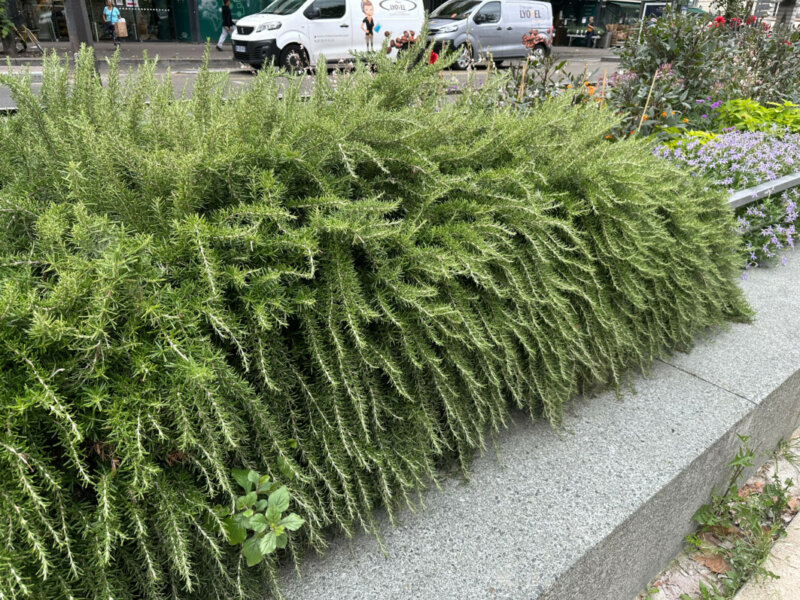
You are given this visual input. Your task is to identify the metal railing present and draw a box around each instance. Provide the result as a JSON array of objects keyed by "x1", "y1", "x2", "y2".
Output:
[{"x1": 728, "y1": 172, "x2": 800, "y2": 210}]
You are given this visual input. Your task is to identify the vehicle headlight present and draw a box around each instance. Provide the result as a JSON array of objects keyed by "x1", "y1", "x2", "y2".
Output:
[
  {"x1": 256, "y1": 22, "x2": 282, "y2": 32},
  {"x1": 438, "y1": 23, "x2": 459, "y2": 34}
]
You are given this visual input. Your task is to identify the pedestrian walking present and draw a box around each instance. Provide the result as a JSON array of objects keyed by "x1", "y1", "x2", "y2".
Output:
[
  {"x1": 585, "y1": 16, "x2": 595, "y2": 48},
  {"x1": 217, "y1": 0, "x2": 234, "y2": 52},
  {"x1": 103, "y1": 0, "x2": 121, "y2": 47}
]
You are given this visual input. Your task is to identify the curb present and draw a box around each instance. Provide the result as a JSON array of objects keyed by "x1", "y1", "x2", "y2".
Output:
[
  {"x1": 1, "y1": 70, "x2": 43, "y2": 83},
  {"x1": 1, "y1": 56, "x2": 239, "y2": 68},
  {"x1": 278, "y1": 256, "x2": 800, "y2": 599}
]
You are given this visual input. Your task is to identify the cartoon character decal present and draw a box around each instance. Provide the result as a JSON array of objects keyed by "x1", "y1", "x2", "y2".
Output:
[{"x1": 361, "y1": 0, "x2": 376, "y2": 51}]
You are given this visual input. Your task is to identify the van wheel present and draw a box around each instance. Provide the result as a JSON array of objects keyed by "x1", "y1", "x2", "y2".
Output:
[
  {"x1": 280, "y1": 44, "x2": 309, "y2": 73},
  {"x1": 531, "y1": 44, "x2": 547, "y2": 61},
  {"x1": 454, "y1": 44, "x2": 472, "y2": 70}
]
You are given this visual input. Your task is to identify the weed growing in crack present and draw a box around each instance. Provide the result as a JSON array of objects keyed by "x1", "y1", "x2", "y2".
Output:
[{"x1": 679, "y1": 435, "x2": 800, "y2": 600}]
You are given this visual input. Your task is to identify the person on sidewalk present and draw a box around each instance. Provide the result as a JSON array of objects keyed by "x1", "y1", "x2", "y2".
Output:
[
  {"x1": 584, "y1": 16, "x2": 595, "y2": 48},
  {"x1": 217, "y1": 0, "x2": 235, "y2": 51},
  {"x1": 103, "y1": 0, "x2": 121, "y2": 47}
]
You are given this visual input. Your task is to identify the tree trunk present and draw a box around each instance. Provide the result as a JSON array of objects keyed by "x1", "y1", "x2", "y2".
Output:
[{"x1": 0, "y1": 32, "x2": 13, "y2": 54}]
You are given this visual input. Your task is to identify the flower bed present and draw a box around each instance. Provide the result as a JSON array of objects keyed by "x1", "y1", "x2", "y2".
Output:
[
  {"x1": 655, "y1": 129, "x2": 800, "y2": 270},
  {"x1": 655, "y1": 129, "x2": 800, "y2": 192}
]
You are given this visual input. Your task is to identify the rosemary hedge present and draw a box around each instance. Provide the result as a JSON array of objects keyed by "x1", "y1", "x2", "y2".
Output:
[{"x1": 0, "y1": 49, "x2": 750, "y2": 599}]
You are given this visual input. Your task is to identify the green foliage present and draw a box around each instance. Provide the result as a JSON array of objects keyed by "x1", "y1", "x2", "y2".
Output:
[
  {"x1": 616, "y1": 10, "x2": 800, "y2": 132},
  {"x1": 219, "y1": 469, "x2": 305, "y2": 567},
  {"x1": 0, "y1": 0, "x2": 12, "y2": 38},
  {"x1": 710, "y1": 0, "x2": 746, "y2": 19},
  {"x1": 604, "y1": 66, "x2": 694, "y2": 138},
  {"x1": 682, "y1": 437, "x2": 795, "y2": 599},
  {"x1": 494, "y1": 54, "x2": 585, "y2": 108},
  {"x1": 658, "y1": 129, "x2": 718, "y2": 149},
  {"x1": 680, "y1": 581, "x2": 727, "y2": 600},
  {"x1": 0, "y1": 47, "x2": 751, "y2": 600},
  {"x1": 715, "y1": 99, "x2": 800, "y2": 133}
]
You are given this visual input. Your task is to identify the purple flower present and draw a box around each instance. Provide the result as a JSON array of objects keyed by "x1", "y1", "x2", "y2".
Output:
[{"x1": 654, "y1": 131, "x2": 800, "y2": 270}]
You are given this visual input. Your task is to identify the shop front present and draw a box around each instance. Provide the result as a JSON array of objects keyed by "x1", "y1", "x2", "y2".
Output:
[
  {"x1": 9, "y1": 0, "x2": 70, "y2": 41},
  {"x1": 84, "y1": 0, "x2": 193, "y2": 42},
  {"x1": 197, "y1": 0, "x2": 263, "y2": 42}
]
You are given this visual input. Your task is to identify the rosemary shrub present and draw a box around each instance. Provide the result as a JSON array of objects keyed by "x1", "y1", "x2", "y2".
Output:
[{"x1": 0, "y1": 48, "x2": 750, "y2": 599}]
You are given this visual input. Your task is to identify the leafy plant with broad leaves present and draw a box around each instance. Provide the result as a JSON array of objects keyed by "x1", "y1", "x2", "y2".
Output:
[
  {"x1": 220, "y1": 469, "x2": 305, "y2": 567},
  {"x1": 493, "y1": 54, "x2": 585, "y2": 109},
  {"x1": 616, "y1": 9, "x2": 800, "y2": 133},
  {"x1": 715, "y1": 99, "x2": 800, "y2": 134},
  {"x1": 603, "y1": 64, "x2": 692, "y2": 139}
]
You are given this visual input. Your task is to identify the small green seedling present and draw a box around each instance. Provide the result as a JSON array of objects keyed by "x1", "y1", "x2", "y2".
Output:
[{"x1": 219, "y1": 469, "x2": 305, "y2": 567}]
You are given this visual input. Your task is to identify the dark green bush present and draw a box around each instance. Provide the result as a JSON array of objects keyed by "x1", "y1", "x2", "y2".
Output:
[
  {"x1": 0, "y1": 49, "x2": 750, "y2": 599},
  {"x1": 613, "y1": 10, "x2": 800, "y2": 135}
]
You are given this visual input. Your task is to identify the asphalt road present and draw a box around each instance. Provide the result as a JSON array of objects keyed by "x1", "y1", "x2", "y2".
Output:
[{"x1": 0, "y1": 58, "x2": 618, "y2": 110}]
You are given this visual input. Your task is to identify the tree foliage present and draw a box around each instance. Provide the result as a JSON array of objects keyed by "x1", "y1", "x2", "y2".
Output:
[{"x1": 0, "y1": 48, "x2": 750, "y2": 599}]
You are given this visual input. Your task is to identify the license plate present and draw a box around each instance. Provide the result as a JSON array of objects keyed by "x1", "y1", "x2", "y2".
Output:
[{"x1": 235, "y1": 45, "x2": 246, "y2": 53}]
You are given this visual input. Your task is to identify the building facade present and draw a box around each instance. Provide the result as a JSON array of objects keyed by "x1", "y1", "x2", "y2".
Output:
[
  {"x1": 11, "y1": 0, "x2": 266, "y2": 43},
  {"x1": 696, "y1": 0, "x2": 800, "y2": 24},
  {"x1": 9, "y1": 0, "x2": 798, "y2": 45}
]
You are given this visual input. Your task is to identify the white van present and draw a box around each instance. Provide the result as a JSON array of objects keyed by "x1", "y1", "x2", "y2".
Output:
[
  {"x1": 232, "y1": 0, "x2": 425, "y2": 70},
  {"x1": 429, "y1": 0, "x2": 553, "y2": 69}
]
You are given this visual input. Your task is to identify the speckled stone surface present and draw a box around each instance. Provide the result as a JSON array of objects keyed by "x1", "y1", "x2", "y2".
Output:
[
  {"x1": 279, "y1": 256, "x2": 800, "y2": 600},
  {"x1": 662, "y1": 258, "x2": 800, "y2": 405}
]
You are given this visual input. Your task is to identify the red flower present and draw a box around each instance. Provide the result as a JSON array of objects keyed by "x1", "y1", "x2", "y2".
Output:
[
  {"x1": 745, "y1": 15, "x2": 757, "y2": 25},
  {"x1": 429, "y1": 51, "x2": 438, "y2": 64}
]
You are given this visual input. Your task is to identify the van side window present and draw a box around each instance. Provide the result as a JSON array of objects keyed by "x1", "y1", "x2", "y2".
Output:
[
  {"x1": 474, "y1": 1, "x2": 500, "y2": 23},
  {"x1": 304, "y1": 0, "x2": 346, "y2": 19}
]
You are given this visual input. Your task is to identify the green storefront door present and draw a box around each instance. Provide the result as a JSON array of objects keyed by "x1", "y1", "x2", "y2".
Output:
[
  {"x1": 198, "y1": 0, "x2": 266, "y2": 43},
  {"x1": 173, "y1": 0, "x2": 193, "y2": 40}
]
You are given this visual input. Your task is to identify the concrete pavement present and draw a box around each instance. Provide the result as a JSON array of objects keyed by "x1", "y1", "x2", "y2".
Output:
[{"x1": 735, "y1": 517, "x2": 800, "y2": 600}]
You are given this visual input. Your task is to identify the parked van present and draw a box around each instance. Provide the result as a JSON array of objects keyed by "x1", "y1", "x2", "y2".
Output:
[
  {"x1": 232, "y1": 0, "x2": 425, "y2": 70},
  {"x1": 428, "y1": 0, "x2": 553, "y2": 69}
]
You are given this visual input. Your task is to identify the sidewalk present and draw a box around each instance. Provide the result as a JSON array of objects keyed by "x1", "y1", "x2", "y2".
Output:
[
  {"x1": 734, "y1": 430, "x2": 800, "y2": 600},
  {"x1": 2, "y1": 41, "x2": 239, "y2": 66},
  {"x1": 735, "y1": 517, "x2": 800, "y2": 600}
]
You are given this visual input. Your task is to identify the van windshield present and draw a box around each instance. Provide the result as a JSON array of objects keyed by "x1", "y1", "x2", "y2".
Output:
[
  {"x1": 260, "y1": 0, "x2": 305, "y2": 15},
  {"x1": 430, "y1": 0, "x2": 481, "y2": 20}
]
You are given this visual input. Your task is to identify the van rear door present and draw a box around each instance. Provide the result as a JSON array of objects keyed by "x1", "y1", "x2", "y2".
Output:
[
  {"x1": 304, "y1": 0, "x2": 354, "y2": 62},
  {"x1": 502, "y1": 1, "x2": 543, "y2": 59}
]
